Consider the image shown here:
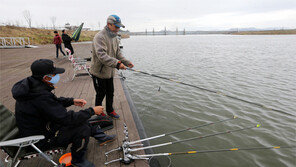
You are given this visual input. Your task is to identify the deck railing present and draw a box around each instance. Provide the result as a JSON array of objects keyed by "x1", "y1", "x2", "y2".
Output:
[{"x1": 0, "y1": 37, "x2": 32, "y2": 48}]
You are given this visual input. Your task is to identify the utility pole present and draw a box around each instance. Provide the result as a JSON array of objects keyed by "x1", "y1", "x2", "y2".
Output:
[
  {"x1": 183, "y1": 28, "x2": 186, "y2": 35},
  {"x1": 145, "y1": 29, "x2": 147, "y2": 35},
  {"x1": 152, "y1": 28, "x2": 155, "y2": 36},
  {"x1": 164, "y1": 27, "x2": 167, "y2": 35}
]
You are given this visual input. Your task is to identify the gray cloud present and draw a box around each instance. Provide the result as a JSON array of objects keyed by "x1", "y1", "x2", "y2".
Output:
[{"x1": 1, "y1": 0, "x2": 296, "y2": 31}]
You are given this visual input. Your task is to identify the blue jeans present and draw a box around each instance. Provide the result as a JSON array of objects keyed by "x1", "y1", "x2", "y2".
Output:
[{"x1": 55, "y1": 44, "x2": 65, "y2": 58}]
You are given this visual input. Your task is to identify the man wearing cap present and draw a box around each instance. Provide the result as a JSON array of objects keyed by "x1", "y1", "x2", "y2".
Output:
[
  {"x1": 90, "y1": 15, "x2": 134, "y2": 119},
  {"x1": 12, "y1": 59, "x2": 116, "y2": 167}
]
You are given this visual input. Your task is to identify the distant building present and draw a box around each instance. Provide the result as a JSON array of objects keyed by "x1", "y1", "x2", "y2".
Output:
[
  {"x1": 64, "y1": 23, "x2": 78, "y2": 30},
  {"x1": 64, "y1": 23, "x2": 90, "y2": 31},
  {"x1": 82, "y1": 28, "x2": 91, "y2": 31}
]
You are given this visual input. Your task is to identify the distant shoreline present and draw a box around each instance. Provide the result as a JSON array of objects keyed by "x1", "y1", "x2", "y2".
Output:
[
  {"x1": 129, "y1": 29, "x2": 296, "y2": 36},
  {"x1": 1, "y1": 26, "x2": 295, "y2": 46},
  {"x1": 231, "y1": 29, "x2": 296, "y2": 35}
]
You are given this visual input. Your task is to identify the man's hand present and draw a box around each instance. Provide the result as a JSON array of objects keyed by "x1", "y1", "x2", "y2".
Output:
[
  {"x1": 119, "y1": 63, "x2": 127, "y2": 70},
  {"x1": 127, "y1": 62, "x2": 134, "y2": 68},
  {"x1": 74, "y1": 99, "x2": 87, "y2": 107},
  {"x1": 93, "y1": 106, "x2": 104, "y2": 115}
]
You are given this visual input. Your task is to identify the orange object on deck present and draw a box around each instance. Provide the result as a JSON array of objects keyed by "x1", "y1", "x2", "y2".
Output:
[{"x1": 59, "y1": 153, "x2": 72, "y2": 166}]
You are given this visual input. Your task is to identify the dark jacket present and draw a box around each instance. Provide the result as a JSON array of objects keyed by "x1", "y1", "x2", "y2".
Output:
[
  {"x1": 11, "y1": 76, "x2": 94, "y2": 139},
  {"x1": 53, "y1": 34, "x2": 62, "y2": 45},
  {"x1": 62, "y1": 33, "x2": 72, "y2": 46}
]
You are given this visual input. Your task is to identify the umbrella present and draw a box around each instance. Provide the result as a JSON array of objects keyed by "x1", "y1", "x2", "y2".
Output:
[{"x1": 72, "y1": 23, "x2": 84, "y2": 42}]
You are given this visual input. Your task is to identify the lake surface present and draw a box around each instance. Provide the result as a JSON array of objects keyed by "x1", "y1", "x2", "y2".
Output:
[{"x1": 121, "y1": 35, "x2": 296, "y2": 167}]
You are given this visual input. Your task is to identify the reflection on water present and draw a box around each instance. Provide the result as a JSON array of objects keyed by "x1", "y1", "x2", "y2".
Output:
[{"x1": 121, "y1": 35, "x2": 296, "y2": 167}]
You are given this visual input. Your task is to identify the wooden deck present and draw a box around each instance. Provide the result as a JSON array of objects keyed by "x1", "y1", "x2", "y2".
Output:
[{"x1": 0, "y1": 43, "x2": 149, "y2": 167}]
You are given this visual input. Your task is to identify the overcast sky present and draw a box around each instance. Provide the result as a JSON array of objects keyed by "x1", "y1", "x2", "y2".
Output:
[{"x1": 1, "y1": 0, "x2": 296, "y2": 31}]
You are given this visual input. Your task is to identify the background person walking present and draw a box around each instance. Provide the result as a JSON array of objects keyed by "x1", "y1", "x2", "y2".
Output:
[
  {"x1": 62, "y1": 29, "x2": 74, "y2": 55},
  {"x1": 53, "y1": 31, "x2": 65, "y2": 58}
]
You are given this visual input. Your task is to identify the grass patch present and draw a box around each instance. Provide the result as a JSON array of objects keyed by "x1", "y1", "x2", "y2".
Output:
[{"x1": 0, "y1": 26, "x2": 129, "y2": 45}]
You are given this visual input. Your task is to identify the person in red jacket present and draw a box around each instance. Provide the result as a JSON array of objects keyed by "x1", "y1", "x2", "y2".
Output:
[{"x1": 53, "y1": 31, "x2": 66, "y2": 58}]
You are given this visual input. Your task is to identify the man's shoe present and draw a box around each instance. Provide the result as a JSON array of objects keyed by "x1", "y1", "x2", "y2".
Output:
[
  {"x1": 71, "y1": 159, "x2": 94, "y2": 167},
  {"x1": 108, "y1": 111, "x2": 120, "y2": 119},
  {"x1": 97, "y1": 134, "x2": 116, "y2": 146}
]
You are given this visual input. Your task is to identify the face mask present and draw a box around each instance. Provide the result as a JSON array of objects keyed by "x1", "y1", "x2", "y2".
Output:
[{"x1": 47, "y1": 74, "x2": 60, "y2": 85}]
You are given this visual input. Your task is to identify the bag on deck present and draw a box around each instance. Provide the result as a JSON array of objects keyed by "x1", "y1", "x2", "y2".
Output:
[{"x1": 88, "y1": 115, "x2": 113, "y2": 132}]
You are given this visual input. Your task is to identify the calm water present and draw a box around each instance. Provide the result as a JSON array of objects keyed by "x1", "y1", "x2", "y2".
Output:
[{"x1": 121, "y1": 35, "x2": 296, "y2": 167}]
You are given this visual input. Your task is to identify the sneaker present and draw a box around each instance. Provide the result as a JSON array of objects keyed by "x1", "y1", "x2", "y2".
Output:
[
  {"x1": 108, "y1": 111, "x2": 120, "y2": 119},
  {"x1": 71, "y1": 159, "x2": 94, "y2": 167},
  {"x1": 97, "y1": 134, "x2": 116, "y2": 146}
]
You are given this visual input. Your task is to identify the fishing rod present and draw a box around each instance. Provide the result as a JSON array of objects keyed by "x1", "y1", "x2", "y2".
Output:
[
  {"x1": 126, "y1": 68, "x2": 294, "y2": 117},
  {"x1": 134, "y1": 145, "x2": 296, "y2": 158},
  {"x1": 128, "y1": 116, "x2": 237, "y2": 145},
  {"x1": 128, "y1": 124, "x2": 261, "y2": 153},
  {"x1": 105, "y1": 116, "x2": 237, "y2": 155},
  {"x1": 105, "y1": 123, "x2": 263, "y2": 165}
]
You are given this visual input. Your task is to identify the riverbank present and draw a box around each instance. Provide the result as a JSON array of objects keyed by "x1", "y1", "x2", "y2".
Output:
[
  {"x1": 232, "y1": 29, "x2": 296, "y2": 35},
  {"x1": 0, "y1": 26, "x2": 130, "y2": 45}
]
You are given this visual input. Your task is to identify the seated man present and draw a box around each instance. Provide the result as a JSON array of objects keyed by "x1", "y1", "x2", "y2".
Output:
[{"x1": 11, "y1": 59, "x2": 115, "y2": 167}]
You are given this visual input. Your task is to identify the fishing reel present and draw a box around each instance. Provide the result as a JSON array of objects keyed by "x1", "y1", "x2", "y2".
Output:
[{"x1": 118, "y1": 71, "x2": 126, "y2": 80}]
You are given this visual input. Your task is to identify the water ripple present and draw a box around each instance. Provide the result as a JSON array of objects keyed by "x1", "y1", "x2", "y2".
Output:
[{"x1": 122, "y1": 35, "x2": 296, "y2": 167}]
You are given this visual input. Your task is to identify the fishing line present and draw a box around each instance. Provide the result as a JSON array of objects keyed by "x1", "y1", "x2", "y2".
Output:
[
  {"x1": 129, "y1": 116, "x2": 237, "y2": 145},
  {"x1": 126, "y1": 68, "x2": 294, "y2": 117}
]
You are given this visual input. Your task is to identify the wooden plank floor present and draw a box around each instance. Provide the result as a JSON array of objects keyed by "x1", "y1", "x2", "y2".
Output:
[{"x1": 0, "y1": 44, "x2": 148, "y2": 167}]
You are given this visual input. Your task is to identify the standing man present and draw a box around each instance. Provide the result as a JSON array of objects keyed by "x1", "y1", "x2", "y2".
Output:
[
  {"x1": 53, "y1": 31, "x2": 66, "y2": 58},
  {"x1": 62, "y1": 29, "x2": 74, "y2": 55},
  {"x1": 90, "y1": 15, "x2": 134, "y2": 119},
  {"x1": 12, "y1": 59, "x2": 116, "y2": 167}
]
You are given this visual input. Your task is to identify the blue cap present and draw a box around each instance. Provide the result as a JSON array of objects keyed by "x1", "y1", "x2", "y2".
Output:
[{"x1": 107, "y1": 15, "x2": 125, "y2": 28}]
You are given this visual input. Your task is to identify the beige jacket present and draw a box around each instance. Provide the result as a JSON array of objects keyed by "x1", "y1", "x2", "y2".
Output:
[{"x1": 90, "y1": 26, "x2": 130, "y2": 79}]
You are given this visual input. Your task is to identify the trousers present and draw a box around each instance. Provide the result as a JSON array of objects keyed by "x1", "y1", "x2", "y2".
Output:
[
  {"x1": 37, "y1": 123, "x2": 91, "y2": 162},
  {"x1": 64, "y1": 44, "x2": 74, "y2": 55},
  {"x1": 92, "y1": 75, "x2": 114, "y2": 113},
  {"x1": 55, "y1": 44, "x2": 65, "y2": 58}
]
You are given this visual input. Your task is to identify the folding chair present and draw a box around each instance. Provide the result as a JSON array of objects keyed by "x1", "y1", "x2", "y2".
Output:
[
  {"x1": 0, "y1": 103, "x2": 64, "y2": 167},
  {"x1": 65, "y1": 48, "x2": 91, "y2": 81}
]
